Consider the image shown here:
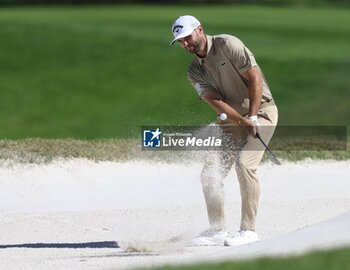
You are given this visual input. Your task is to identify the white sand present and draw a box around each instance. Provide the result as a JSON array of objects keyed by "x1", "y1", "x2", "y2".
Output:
[{"x1": 0, "y1": 159, "x2": 349, "y2": 270}]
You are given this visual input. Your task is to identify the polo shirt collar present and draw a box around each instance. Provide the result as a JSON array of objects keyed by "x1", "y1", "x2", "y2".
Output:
[{"x1": 197, "y1": 35, "x2": 213, "y2": 65}]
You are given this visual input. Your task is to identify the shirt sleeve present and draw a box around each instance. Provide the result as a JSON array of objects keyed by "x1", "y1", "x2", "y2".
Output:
[
  {"x1": 222, "y1": 36, "x2": 257, "y2": 74},
  {"x1": 187, "y1": 67, "x2": 214, "y2": 98}
]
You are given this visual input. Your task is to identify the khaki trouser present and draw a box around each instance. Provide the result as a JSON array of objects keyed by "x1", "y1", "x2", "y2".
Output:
[{"x1": 201, "y1": 103, "x2": 278, "y2": 231}]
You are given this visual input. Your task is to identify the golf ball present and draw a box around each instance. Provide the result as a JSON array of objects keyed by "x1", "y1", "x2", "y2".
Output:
[{"x1": 219, "y1": 113, "x2": 227, "y2": 121}]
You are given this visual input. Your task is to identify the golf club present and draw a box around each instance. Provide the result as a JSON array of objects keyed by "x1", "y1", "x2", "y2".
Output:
[
  {"x1": 219, "y1": 113, "x2": 281, "y2": 165},
  {"x1": 256, "y1": 133, "x2": 281, "y2": 165}
]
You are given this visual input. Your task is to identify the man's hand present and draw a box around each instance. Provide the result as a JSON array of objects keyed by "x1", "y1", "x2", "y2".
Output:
[{"x1": 240, "y1": 115, "x2": 260, "y2": 137}]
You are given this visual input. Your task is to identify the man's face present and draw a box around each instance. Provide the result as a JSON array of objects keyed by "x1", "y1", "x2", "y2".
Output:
[{"x1": 177, "y1": 28, "x2": 202, "y2": 54}]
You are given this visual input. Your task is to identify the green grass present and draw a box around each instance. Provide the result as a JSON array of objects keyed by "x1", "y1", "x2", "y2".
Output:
[
  {"x1": 0, "y1": 5, "x2": 349, "y2": 139},
  {"x1": 150, "y1": 247, "x2": 350, "y2": 270}
]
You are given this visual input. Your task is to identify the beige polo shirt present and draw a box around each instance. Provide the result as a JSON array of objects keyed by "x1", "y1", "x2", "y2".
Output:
[{"x1": 188, "y1": 34, "x2": 273, "y2": 115}]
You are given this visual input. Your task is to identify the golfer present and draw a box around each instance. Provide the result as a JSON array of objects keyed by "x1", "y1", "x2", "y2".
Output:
[{"x1": 170, "y1": 15, "x2": 278, "y2": 246}]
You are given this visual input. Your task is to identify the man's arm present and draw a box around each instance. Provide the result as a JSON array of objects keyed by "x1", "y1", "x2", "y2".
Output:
[
  {"x1": 202, "y1": 91, "x2": 243, "y2": 124},
  {"x1": 240, "y1": 66, "x2": 263, "y2": 117},
  {"x1": 202, "y1": 90, "x2": 258, "y2": 136}
]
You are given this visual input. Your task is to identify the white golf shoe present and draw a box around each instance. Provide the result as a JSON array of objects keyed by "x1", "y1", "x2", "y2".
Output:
[
  {"x1": 224, "y1": 230, "x2": 259, "y2": 246},
  {"x1": 191, "y1": 229, "x2": 229, "y2": 246}
]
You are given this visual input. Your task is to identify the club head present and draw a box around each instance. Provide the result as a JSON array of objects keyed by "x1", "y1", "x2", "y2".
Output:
[
  {"x1": 269, "y1": 154, "x2": 282, "y2": 165},
  {"x1": 256, "y1": 133, "x2": 281, "y2": 165}
]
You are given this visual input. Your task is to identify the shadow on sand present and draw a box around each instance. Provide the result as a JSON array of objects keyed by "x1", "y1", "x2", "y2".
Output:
[{"x1": 0, "y1": 241, "x2": 119, "y2": 249}]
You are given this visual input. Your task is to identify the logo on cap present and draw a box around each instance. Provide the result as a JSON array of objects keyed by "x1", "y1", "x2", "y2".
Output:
[{"x1": 172, "y1": 25, "x2": 183, "y2": 34}]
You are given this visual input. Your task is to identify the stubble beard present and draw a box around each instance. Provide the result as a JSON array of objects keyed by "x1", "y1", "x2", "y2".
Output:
[{"x1": 186, "y1": 40, "x2": 201, "y2": 54}]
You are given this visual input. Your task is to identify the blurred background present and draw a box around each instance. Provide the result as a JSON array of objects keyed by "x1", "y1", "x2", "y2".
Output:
[{"x1": 0, "y1": 0, "x2": 349, "y2": 139}]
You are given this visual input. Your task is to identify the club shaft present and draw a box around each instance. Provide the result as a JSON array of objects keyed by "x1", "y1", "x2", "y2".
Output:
[{"x1": 256, "y1": 133, "x2": 281, "y2": 165}]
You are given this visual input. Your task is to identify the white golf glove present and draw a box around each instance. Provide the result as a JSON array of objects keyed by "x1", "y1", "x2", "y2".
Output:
[{"x1": 249, "y1": 115, "x2": 261, "y2": 134}]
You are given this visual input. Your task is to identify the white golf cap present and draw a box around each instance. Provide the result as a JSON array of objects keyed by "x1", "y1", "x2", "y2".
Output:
[{"x1": 170, "y1": 15, "x2": 201, "y2": 45}]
